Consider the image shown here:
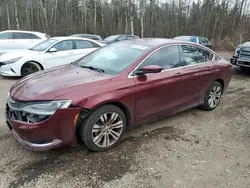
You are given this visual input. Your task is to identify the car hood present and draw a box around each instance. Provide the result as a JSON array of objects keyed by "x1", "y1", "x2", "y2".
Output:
[
  {"x1": 0, "y1": 49, "x2": 42, "y2": 62},
  {"x1": 10, "y1": 65, "x2": 112, "y2": 101},
  {"x1": 237, "y1": 42, "x2": 250, "y2": 48}
]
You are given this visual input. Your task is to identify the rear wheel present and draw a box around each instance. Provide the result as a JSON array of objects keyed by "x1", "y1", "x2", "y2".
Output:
[
  {"x1": 77, "y1": 105, "x2": 126, "y2": 152},
  {"x1": 202, "y1": 81, "x2": 222, "y2": 111},
  {"x1": 21, "y1": 62, "x2": 42, "y2": 77}
]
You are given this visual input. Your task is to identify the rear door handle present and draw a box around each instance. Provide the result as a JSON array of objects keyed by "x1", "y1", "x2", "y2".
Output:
[
  {"x1": 206, "y1": 67, "x2": 213, "y2": 70},
  {"x1": 174, "y1": 72, "x2": 182, "y2": 77}
]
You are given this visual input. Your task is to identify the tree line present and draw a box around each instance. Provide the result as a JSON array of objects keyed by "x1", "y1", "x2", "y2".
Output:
[{"x1": 0, "y1": 0, "x2": 249, "y2": 44}]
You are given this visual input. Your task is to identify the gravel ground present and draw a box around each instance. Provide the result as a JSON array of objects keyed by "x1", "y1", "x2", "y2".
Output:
[{"x1": 1, "y1": 52, "x2": 250, "y2": 188}]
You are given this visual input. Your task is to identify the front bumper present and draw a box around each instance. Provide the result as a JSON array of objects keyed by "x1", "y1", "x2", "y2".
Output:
[
  {"x1": 0, "y1": 63, "x2": 21, "y2": 77},
  {"x1": 6, "y1": 108, "x2": 81, "y2": 151},
  {"x1": 231, "y1": 57, "x2": 250, "y2": 67},
  {"x1": 12, "y1": 129, "x2": 62, "y2": 150}
]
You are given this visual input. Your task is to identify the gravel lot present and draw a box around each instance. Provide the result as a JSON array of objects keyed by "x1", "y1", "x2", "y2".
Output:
[{"x1": 1, "y1": 52, "x2": 250, "y2": 188}]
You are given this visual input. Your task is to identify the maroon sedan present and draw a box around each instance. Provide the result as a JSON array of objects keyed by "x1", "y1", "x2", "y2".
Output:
[{"x1": 5, "y1": 38, "x2": 232, "y2": 152}]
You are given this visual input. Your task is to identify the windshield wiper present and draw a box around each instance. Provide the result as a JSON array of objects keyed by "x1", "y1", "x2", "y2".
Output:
[{"x1": 79, "y1": 65, "x2": 105, "y2": 73}]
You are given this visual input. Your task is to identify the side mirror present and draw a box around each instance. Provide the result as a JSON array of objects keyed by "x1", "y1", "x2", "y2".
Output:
[
  {"x1": 48, "y1": 48, "x2": 57, "y2": 53},
  {"x1": 135, "y1": 65, "x2": 162, "y2": 75}
]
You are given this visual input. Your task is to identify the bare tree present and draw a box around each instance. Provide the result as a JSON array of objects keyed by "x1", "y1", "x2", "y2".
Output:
[
  {"x1": 39, "y1": 0, "x2": 49, "y2": 33},
  {"x1": 5, "y1": 1, "x2": 11, "y2": 29},
  {"x1": 139, "y1": 0, "x2": 146, "y2": 37},
  {"x1": 0, "y1": 0, "x2": 250, "y2": 43},
  {"x1": 129, "y1": 0, "x2": 134, "y2": 35}
]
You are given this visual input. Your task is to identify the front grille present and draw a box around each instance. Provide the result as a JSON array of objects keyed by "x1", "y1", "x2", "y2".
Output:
[
  {"x1": 6, "y1": 103, "x2": 26, "y2": 121},
  {"x1": 239, "y1": 48, "x2": 250, "y2": 60}
]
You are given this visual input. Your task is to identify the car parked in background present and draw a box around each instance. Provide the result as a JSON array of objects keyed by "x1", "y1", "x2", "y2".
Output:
[
  {"x1": 0, "y1": 37, "x2": 105, "y2": 77},
  {"x1": 0, "y1": 30, "x2": 49, "y2": 55},
  {"x1": 70, "y1": 34, "x2": 103, "y2": 42},
  {"x1": 5, "y1": 38, "x2": 232, "y2": 152},
  {"x1": 230, "y1": 41, "x2": 250, "y2": 71},
  {"x1": 103, "y1": 34, "x2": 139, "y2": 44},
  {"x1": 173, "y1": 36, "x2": 212, "y2": 49}
]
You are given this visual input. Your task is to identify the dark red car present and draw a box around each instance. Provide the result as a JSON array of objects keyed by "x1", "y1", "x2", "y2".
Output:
[{"x1": 5, "y1": 38, "x2": 232, "y2": 152}]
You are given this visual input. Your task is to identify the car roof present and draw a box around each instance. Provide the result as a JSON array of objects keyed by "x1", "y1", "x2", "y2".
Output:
[
  {"x1": 174, "y1": 35, "x2": 209, "y2": 39},
  {"x1": 174, "y1": 35, "x2": 193, "y2": 38},
  {"x1": 120, "y1": 34, "x2": 137, "y2": 36},
  {"x1": 50, "y1": 36, "x2": 105, "y2": 46},
  {"x1": 106, "y1": 34, "x2": 138, "y2": 37},
  {"x1": 52, "y1": 36, "x2": 97, "y2": 41},
  {"x1": 1, "y1": 30, "x2": 46, "y2": 35},
  {"x1": 71, "y1": 34, "x2": 101, "y2": 37},
  {"x1": 122, "y1": 38, "x2": 188, "y2": 47}
]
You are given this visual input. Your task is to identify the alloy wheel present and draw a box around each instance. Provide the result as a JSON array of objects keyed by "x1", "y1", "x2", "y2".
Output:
[
  {"x1": 208, "y1": 85, "x2": 222, "y2": 108},
  {"x1": 92, "y1": 112, "x2": 124, "y2": 148}
]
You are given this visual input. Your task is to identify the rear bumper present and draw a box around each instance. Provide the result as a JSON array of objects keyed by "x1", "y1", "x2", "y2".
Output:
[{"x1": 231, "y1": 57, "x2": 250, "y2": 67}]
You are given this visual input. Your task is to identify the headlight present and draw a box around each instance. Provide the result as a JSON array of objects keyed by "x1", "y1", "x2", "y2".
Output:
[
  {"x1": 2, "y1": 57, "x2": 23, "y2": 64},
  {"x1": 20, "y1": 100, "x2": 71, "y2": 115},
  {"x1": 234, "y1": 47, "x2": 240, "y2": 57}
]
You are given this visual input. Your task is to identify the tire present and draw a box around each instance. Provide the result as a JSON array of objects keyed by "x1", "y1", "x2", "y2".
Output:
[
  {"x1": 21, "y1": 62, "x2": 42, "y2": 77},
  {"x1": 77, "y1": 105, "x2": 126, "y2": 152},
  {"x1": 201, "y1": 81, "x2": 222, "y2": 111}
]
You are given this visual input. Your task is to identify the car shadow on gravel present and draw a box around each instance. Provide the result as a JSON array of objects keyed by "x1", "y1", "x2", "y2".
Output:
[{"x1": 8, "y1": 124, "x2": 194, "y2": 188}]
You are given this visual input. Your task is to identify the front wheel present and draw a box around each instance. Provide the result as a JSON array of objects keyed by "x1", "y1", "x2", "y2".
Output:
[
  {"x1": 202, "y1": 81, "x2": 222, "y2": 111},
  {"x1": 21, "y1": 62, "x2": 41, "y2": 77},
  {"x1": 77, "y1": 105, "x2": 126, "y2": 152}
]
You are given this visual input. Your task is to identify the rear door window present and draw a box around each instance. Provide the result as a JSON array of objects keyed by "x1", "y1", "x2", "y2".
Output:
[
  {"x1": 117, "y1": 36, "x2": 127, "y2": 41},
  {"x1": 0, "y1": 32, "x2": 13, "y2": 39},
  {"x1": 181, "y1": 45, "x2": 214, "y2": 66},
  {"x1": 198, "y1": 37, "x2": 209, "y2": 45},
  {"x1": 126, "y1": 36, "x2": 137, "y2": 40},
  {"x1": 13, "y1": 32, "x2": 41, "y2": 39},
  {"x1": 75, "y1": 40, "x2": 99, "y2": 49}
]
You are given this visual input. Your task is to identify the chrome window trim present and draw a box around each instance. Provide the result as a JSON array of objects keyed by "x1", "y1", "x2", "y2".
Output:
[{"x1": 128, "y1": 43, "x2": 215, "y2": 78}]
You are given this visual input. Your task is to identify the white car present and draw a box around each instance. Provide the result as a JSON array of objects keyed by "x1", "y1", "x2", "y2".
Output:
[
  {"x1": 0, "y1": 30, "x2": 49, "y2": 55},
  {"x1": 0, "y1": 37, "x2": 105, "y2": 77}
]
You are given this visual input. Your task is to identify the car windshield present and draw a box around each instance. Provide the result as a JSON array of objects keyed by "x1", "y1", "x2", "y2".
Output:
[
  {"x1": 77, "y1": 43, "x2": 151, "y2": 75},
  {"x1": 30, "y1": 39, "x2": 57, "y2": 51},
  {"x1": 104, "y1": 35, "x2": 119, "y2": 42}
]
